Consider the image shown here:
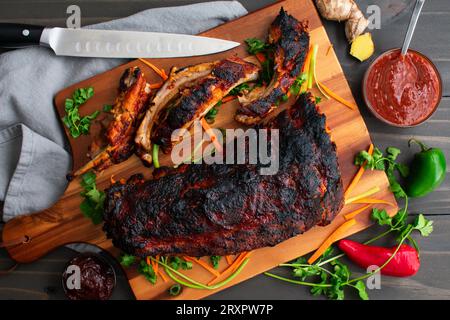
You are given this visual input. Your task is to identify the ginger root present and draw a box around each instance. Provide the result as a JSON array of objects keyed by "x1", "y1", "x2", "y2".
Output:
[
  {"x1": 315, "y1": 0, "x2": 368, "y2": 42},
  {"x1": 350, "y1": 33, "x2": 374, "y2": 61}
]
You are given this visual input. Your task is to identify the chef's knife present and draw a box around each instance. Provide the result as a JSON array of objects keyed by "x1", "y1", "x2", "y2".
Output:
[{"x1": 0, "y1": 23, "x2": 240, "y2": 58}]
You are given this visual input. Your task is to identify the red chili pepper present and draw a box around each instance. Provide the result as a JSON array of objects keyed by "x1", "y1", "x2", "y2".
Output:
[{"x1": 338, "y1": 239, "x2": 420, "y2": 277}]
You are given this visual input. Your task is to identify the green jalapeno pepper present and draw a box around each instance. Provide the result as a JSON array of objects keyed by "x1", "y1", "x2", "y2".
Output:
[{"x1": 406, "y1": 139, "x2": 446, "y2": 198}]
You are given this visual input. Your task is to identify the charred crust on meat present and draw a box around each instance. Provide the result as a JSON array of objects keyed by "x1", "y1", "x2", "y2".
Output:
[{"x1": 103, "y1": 92, "x2": 344, "y2": 257}]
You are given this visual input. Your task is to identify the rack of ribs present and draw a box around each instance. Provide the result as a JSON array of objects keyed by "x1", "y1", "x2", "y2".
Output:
[
  {"x1": 69, "y1": 67, "x2": 151, "y2": 178},
  {"x1": 235, "y1": 8, "x2": 310, "y2": 125},
  {"x1": 103, "y1": 92, "x2": 344, "y2": 257}
]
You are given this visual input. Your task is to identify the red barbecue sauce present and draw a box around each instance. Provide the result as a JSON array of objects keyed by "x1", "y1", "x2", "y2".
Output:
[{"x1": 365, "y1": 49, "x2": 440, "y2": 126}]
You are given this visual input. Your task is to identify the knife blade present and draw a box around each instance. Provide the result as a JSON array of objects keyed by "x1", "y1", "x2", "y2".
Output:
[{"x1": 0, "y1": 23, "x2": 240, "y2": 58}]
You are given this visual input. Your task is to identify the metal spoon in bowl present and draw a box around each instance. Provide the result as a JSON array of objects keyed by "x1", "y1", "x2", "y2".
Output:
[{"x1": 401, "y1": 0, "x2": 426, "y2": 56}]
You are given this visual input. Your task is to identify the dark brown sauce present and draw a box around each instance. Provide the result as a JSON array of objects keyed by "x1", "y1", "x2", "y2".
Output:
[{"x1": 62, "y1": 253, "x2": 115, "y2": 300}]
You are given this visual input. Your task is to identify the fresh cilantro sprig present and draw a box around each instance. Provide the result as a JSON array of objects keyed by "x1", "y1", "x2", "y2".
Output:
[
  {"x1": 168, "y1": 256, "x2": 193, "y2": 271},
  {"x1": 119, "y1": 254, "x2": 136, "y2": 267},
  {"x1": 79, "y1": 171, "x2": 105, "y2": 225},
  {"x1": 244, "y1": 38, "x2": 269, "y2": 54},
  {"x1": 290, "y1": 73, "x2": 308, "y2": 96},
  {"x1": 210, "y1": 256, "x2": 221, "y2": 269},
  {"x1": 138, "y1": 260, "x2": 157, "y2": 284},
  {"x1": 62, "y1": 87, "x2": 99, "y2": 138}
]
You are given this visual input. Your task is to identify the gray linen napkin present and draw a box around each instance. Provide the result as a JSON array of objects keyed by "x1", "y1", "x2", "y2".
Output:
[{"x1": 0, "y1": 1, "x2": 248, "y2": 221}]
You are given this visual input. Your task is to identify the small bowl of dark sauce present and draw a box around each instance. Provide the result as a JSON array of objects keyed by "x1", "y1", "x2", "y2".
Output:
[{"x1": 62, "y1": 252, "x2": 116, "y2": 300}]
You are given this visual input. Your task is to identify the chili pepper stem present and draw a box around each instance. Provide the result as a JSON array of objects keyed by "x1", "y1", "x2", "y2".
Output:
[{"x1": 408, "y1": 138, "x2": 429, "y2": 152}]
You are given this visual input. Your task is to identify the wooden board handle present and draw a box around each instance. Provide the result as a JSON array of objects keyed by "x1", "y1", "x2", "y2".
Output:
[{"x1": 1, "y1": 196, "x2": 108, "y2": 263}]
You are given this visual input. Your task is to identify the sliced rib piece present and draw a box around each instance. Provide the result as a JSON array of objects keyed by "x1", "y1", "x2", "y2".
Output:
[
  {"x1": 150, "y1": 57, "x2": 259, "y2": 153},
  {"x1": 103, "y1": 93, "x2": 344, "y2": 257},
  {"x1": 235, "y1": 8, "x2": 309, "y2": 125},
  {"x1": 135, "y1": 62, "x2": 216, "y2": 165},
  {"x1": 70, "y1": 67, "x2": 151, "y2": 178}
]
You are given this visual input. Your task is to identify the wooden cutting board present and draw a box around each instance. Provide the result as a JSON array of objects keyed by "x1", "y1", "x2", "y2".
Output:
[{"x1": 2, "y1": 0, "x2": 398, "y2": 300}]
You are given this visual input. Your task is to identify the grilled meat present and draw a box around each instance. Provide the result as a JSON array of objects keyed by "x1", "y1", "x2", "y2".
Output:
[
  {"x1": 71, "y1": 67, "x2": 151, "y2": 178},
  {"x1": 135, "y1": 61, "x2": 216, "y2": 165},
  {"x1": 150, "y1": 57, "x2": 259, "y2": 153},
  {"x1": 103, "y1": 93, "x2": 344, "y2": 257},
  {"x1": 235, "y1": 8, "x2": 309, "y2": 125}
]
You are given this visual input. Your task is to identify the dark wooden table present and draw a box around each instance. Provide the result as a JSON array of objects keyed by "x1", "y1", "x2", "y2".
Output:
[{"x1": 1, "y1": 0, "x2": 449, "y2": 300}]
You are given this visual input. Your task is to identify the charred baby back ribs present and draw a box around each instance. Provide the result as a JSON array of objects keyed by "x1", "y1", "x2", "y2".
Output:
[
  {"x1": 103, "y1": 92, "x2": 344, "y2": 257},
  {"x1": 236, "y1": 8, "x2": 310, "y2": 125},
  {"x1": 71, "y1": 67, "x2": 151, "y2": 178},
  {"x1": 148, "y1": 57, "x2": 259, "y2": 154}
]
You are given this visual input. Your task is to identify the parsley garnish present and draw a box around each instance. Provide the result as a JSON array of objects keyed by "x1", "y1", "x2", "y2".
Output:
[
  {"x1": 103, "y1": 104, "x2": 113, "y2": 112},
  {"x1": 119, "y1": 254, "x2": 136, "y2": 267},
  {"x1": 168, "y1": 256, "x2": 192, "y2": 271},
  {"x1": 290, "y1": 73, "x2": 308, "y2": 96},
  {"x1": 79, "y1": 171, "x2": 105, "y2": 225},
  {"x1": 244, "y1": 38, "x2": 269, "y2": 55},
  {"x1": 210, "y1": 256, "x2": 221, "y2": 269},
  {"x1": 62, "y1": 87, "x2": 99, "y2": 138},
  {"x1": 138, "y1": 260, "x2": 157, "y2": 284}
]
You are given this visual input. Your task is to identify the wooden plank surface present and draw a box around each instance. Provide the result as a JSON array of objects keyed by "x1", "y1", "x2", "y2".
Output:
[{"x1": 1, "y1": 0, "x2": 450, "y2": 300}]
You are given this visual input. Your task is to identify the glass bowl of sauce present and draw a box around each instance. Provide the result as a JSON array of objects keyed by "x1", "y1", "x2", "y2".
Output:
[{"x1": 363, "y1": 48, "x2": 442, "y2": 127}]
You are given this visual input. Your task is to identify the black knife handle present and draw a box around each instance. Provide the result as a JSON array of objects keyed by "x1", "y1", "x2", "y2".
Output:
[{"x1": 0, "y1": 23, "x2": 45, "y2": 48}]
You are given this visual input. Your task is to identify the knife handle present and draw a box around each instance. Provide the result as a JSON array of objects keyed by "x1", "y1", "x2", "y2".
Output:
[{"x1": 0, "y1": 23, "x2": 44, "y2": 48}]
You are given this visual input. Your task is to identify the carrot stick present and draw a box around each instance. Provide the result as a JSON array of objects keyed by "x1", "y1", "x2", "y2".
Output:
[
  {"x1": 183, "y1": 256, "x2": 221, "y2": 277},
  {"x1": 308, "y1": 219, "x2": 356, "y2": 264},
  {"x1": 201, "y1": 118, "x2": 223, "y2": 154},
  {"x1": 138, "y1": 58, "x2": 168, "y2": 80},
  {"x1": 344, "y1": 144, "x2": 374, "y2": 199},
  {"x1": 207, "y1": 252, "x2": 251, "y2": 286},
  {"x1": 344, "y1": 204, "x2": 371, "y2": 220},
  {"x1": 255, "y1": 52, "x2": 266, "y2": 64},
  {"x1": 351, "y1": 198, "x2": 396, "y2": 207},
  {"x1": 222, "y1": 95, "x2": 237, "y2": 103},
  {"x1": 150, "y1": 82, "x2": 163, "y2": 89},
  {"x1": 316, "y1": 81, "x2": 357, "y2": 110},
  {"x1": 157, "y1": 269, "x2": 168, "y2": 282},
  {"x1": 154, "y1": 255, "x2": 160, "y2": 274},
  {"x1": 345, "y1": 186, "x2": 381, "y2": 205},
  {"x1": 225, "y1": 255, "x2": 233, "y2": 265}
]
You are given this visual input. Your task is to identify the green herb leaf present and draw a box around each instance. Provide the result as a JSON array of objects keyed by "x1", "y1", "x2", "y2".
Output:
[
  {"x1": 79, "y1": 171, "x2": 104, "y2": 225},
  {"x1": 371, "y1": 208, "x2": 392, "y2": 226},
  {"x1": 103, "y1": 104, "x2": 113, "y2": 112},
  {"x1": 210, "y1": 256, "x2": 221, "y2": 269},
  {"x1": 290, "y1": 73, "x2": 307, "y2": 96},
  {"x1": 169, "y1": 256, "x2": 192, "y2": 271},
  {"x1": 120, "y1": 254, "x2": 136, "y2": 267},
  {"x1": 413, "y1": 214, "x2": 434, "y2": 237},
  {"x1": 62, "y1": 87, "x2": 98, "y2": 138},
  {"x1": 138, "y1": 260, "x2": 157, "y2": 284},
  {"x1": 245, "y1": 38, "x2": 269, "y2": 55},
  {"x1": 354, "y1": 280, "x2": 369, "y2": 300}
]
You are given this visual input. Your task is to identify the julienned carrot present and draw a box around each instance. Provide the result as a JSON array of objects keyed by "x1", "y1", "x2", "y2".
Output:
[
  {"x1": 225, "y1": 255, "x2": 233, "y2": 265},
  {"x1": 222, "y1": 95, "x2": 237, "y2": 103},
  {"x1": 344, "y1": 144, "x2": 374, "y2": 199},
  {"x1": 183, "y1": 256, "x2": 221, "y2": 277},
  {"x1": 201, "y1": 118, "x2": 223, "y2": 154},
  {"x1": 308, "y1": 219, "x2": 356, "y2": 264},
  {"x1": 351, "y1": 198, "x2": 396, "y2": 207},
  {"x1": 345, "y1": 186, "x2": 381, "y2": 205},
  {"x1": 138, "y1": 58, "x2": 168, "y2": 80},
  {"x1": 154, "y1": 255, "x2": 160, "y2": 274},
  {"x1": 344, "y1": 204, "x2": 371, "y2": 220},
  {"x1": 316, "y1": 80, "x2": 357, "y2": 110},
  {"x1": 207, "y1": 252, "x2": 251, "y2": 286},
  {"x1": 255, "y1": 52, "x2": 266, "y2": 64},
  {"x1": 157, "y1": 269, "x2": 168, "y2": 282},
  {"x1": 150, "y1": 82, "x2": 163, "y2": 89}
]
